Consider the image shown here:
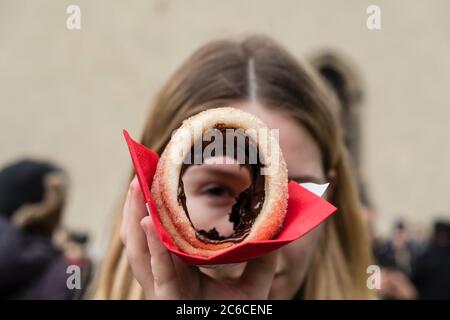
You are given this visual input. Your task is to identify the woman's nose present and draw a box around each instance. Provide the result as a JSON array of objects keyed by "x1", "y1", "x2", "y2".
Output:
[{"x1": 199, "y1": 262, "x2": 248, "y2": 281}]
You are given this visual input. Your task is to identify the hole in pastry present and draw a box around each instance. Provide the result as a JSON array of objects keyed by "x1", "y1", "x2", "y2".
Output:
[{"x1": 177, "y1": 126, "x2": 265, "y2": 243}]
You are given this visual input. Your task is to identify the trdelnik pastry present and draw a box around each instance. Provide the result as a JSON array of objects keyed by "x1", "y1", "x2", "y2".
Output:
[{"x1": 151, "y1": 107, "x2": 288, "y2": 257}]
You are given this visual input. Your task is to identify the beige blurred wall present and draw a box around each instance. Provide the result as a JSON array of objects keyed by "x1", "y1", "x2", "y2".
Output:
[{"x1": 1, "y1": 0, "x2": 449, "y2": 257}]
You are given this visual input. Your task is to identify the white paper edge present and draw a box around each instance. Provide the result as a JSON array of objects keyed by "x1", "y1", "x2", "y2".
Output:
[{"x1": 299, "y1": 182, "x2": 329, "y2": 198}]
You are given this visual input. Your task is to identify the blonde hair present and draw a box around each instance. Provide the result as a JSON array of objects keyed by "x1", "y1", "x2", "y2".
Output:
[{"x1": 93, "y1": 35, "x2": 373, "y2": 300}]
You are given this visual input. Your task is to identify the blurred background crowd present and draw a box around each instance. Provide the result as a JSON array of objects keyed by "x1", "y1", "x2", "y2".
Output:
[{"x1": 0, "y1": 0, "x2": 449, "y2": 299}]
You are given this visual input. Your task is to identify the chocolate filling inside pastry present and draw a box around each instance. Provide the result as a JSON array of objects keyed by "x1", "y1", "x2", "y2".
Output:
[{"x1": 177, "y1": 126, "x2": 265, "y2": 244}]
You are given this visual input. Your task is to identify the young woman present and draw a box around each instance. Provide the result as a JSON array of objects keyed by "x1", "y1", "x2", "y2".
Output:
[{"x1": 93, "y1": 35, "x2": 373, "y2": 299}]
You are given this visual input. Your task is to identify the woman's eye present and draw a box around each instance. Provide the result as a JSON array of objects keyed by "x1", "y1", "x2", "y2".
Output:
[{"x1": 201, "y1": 185, "x2": 232, "y2": 198}]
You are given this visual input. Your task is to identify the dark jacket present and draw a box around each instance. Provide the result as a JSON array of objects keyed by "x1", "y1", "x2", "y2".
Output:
[
  {"x1": 0, "y1": 217, "x2": 80, "y2": 299},
  {"x1": 411, "y1": 245, "x2": 450, "y2": 299}
]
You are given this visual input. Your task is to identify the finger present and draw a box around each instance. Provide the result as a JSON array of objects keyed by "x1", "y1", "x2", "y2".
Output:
[
  {"x1": 122, "y1": 177, "x2": 155, "y2": 297},
  {"x1": 119, "y1": 181, "x2": 133, "y2": 245},
  {"x1": 141, "y1": 215, "x2": 182, "y2": 299},
  {"x1": 126, "y1": 176, "x2": 150, "y2": 255},
  {"x1": 239, "y1": 251, "x2": 278, "y2": 297}
]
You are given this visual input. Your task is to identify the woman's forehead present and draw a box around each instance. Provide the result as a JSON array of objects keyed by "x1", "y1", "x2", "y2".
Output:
[{"x1": 233, "y1": 101, "x2": 324, "y2": 180}]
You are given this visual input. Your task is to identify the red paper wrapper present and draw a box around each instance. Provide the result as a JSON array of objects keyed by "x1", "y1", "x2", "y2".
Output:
[{"x1": 123, "y1": 130, "x2": 337, "y2": 265}]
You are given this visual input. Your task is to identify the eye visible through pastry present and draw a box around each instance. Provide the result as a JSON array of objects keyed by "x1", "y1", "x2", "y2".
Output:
[{"x1": 178, "y1": 129, "x2": 266, "y2": 244}]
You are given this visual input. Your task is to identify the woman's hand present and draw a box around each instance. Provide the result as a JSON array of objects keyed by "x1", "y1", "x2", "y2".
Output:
[{"x1": 120, "y1": 176, "x2": 278, "y2": 300}]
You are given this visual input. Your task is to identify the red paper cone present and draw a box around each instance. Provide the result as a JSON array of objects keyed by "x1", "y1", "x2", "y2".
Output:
[{"x1": 123, "y1": 130, "x2": 337, "y2": 265}]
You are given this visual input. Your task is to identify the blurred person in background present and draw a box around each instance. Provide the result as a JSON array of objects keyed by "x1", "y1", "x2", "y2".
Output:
[
  {"x1": 375, "y1": 220, "x2": 419, "y2": 299},
  {"x1": 0, "y1": 159, "x2": 91, "y2": 299},
  {"x1": 310, "y1": 51, "x2": 383, "y2": 251},
  {"x1": 310, "y1": 52, "x2": 418, "y2": 300},
  {"x1": 411, "y1": 220, "x2": 450, "y2": 299},
  {"x1": 309, "y1": 51, "x2": 377, "y2": 239},
  {"x1": 377, "y1": 220, "x2": 420, "y2": 276},
  {"x1": 309, "y1": 50, "x2": 364, "y2": 174}
]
